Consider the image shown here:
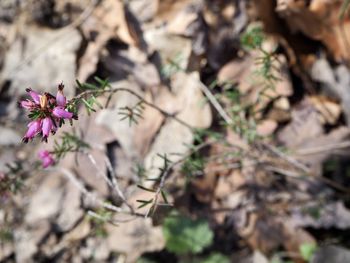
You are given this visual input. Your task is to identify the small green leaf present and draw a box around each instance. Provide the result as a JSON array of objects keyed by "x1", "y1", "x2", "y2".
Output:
[
  {"x1": 163, "y1": 211, "x2": 214, "y2": 255},
  {"x1": 300, "y1": 243, "x2": 317, "y2": 261},
  {"x1": 161, "y1": 190, "x2": 169, "y2": 204},
  {"x1": 240, "y1": 24, "x2": 264, "y2": 50},
  {"x1": 137, "y1": 184, "x2": 156, "y2": 193},
  {"x1": 136, "y1": 199, "x2": 154, "y2": 209}
]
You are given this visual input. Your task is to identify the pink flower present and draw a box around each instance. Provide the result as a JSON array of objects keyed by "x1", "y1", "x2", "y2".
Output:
[
  {"x1": 42, "y1": 117, "x2": 53, "y2": 141},
  {"x1": 23, "y1": 120, "x2": 41, "y2": 143},
  {"x1": 19, "y1": 100, "x2": 35, "y2": 109},
  {"x1": 56, "y1": 84, "x2": 66, "y2": 107},
  {"x1": 21, "y1": 83, "x2": 76, "y2": 143},
  {"x1": 53, "y1": 106, "x2": 73, "y2": 119},
  {"x1": 25, "y1": 88, "x2": 40, "y2": 104},
  {"x1": 38, "y1": 150, "x2": 55, "y2": 168}
]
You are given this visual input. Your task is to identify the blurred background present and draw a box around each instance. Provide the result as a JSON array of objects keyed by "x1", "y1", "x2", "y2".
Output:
[{"x1": 1, "y1": 0, "x2": 350, "y2": 262}]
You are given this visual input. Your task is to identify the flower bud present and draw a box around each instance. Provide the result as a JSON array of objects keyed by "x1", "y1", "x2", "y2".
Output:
[{"x1": 56, "y1": 89, "x2": 66, "y2": 107}]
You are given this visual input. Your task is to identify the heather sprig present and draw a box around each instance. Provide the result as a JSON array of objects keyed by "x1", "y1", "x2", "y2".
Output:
[{"x1": 19, "y1": 83, "x2": 77, "y2": 143}]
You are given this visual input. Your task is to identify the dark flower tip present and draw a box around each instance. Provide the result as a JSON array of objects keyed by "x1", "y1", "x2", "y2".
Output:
[
  {"x1": 44, "y1": 92, "x2": 56, "y2": 100},
  {"x1": 58, "y1": 83, "x2": 64, "y2": 90},
  {"x1": 22, "y1": 138, "x2": 29, "y2": 143},
  {"x1": 25, "y1": 88, "x2": 32, "y2": 93},
  {"x1": 42, "y1": 136, "x2": 48, "y2": 143}
]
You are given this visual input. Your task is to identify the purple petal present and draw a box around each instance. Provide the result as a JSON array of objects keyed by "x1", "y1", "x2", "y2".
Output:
[
  {"x1": 24, "y1": 120, "x2": 41, "y2": 140},
  {"x1": 53, "y1": 106, "x2": 73, "y2": 119},
  {"x1": 19, "y1": 100, "x2": 35, "y2": 109},
  {"x1": 26, "y1": 88, "x2": 41, "y2": 104},
  {"x1": 38, "y1": 150, "x2": 49, "y2": 159},
  {"x1": 42, "y1": 117, "x2": 53, "y2": 138},
  {"x1": 38, "y1": 150, "x2": 55, "y2": 168}
]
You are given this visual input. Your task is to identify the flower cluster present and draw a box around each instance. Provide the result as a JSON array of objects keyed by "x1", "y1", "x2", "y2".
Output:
[
  {"x1": 20, "y1": 83, "x2": 76, "y2": 143},
  {"x1": 38, "y1": 150, "x2": 55, "y2": 168}
]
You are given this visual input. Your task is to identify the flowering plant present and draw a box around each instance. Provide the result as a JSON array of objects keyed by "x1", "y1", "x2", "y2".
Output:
[{"x1": 19, "y1": 83, "x2": 77, "y2": 143}]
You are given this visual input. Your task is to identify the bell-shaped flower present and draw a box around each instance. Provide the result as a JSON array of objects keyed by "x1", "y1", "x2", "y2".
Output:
[
  {"x1": 56, "y1": 87, "x2": 66, "y2": 107},
  {"x1": 53, "y1": 106, "x2": 73, "y2": 119},
  {"x1": 38, "y1": 150, "x2": 55, "y2": 168},
  {"x1": 42, "y1": 117, "x2": 53, "y2": 141},
  {"x1": 23, "y1": 120, "x2": 41, "y2": 143}
]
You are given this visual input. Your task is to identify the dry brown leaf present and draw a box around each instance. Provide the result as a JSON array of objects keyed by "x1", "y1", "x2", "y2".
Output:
[
  {"x1": 106, "y1": 217, "x2": 165, "y2": 263},
  {"x1": 25, "y1": 174, "x2": 65, "y2": 224},
  {"x1": 309, "y1": 96, "x2": 341, "y2": 125},
  {"x1": 282, "y1": 220, "x2": 316, "y2": 262},
  {"x1": 78, "y1": 0, "x2": 138, "y2": 82},
  {"x1": 129, "y1": 0, "x2": 159, "y2": 23},
  {"x1": 143, "y1": 72, "x2": 212, "y2": 184},
  {"x1": 144, "y1": 27, "x2": 192, "y2": 71},
  {"x1": 277, "y1": 98, "x2": 323, "y2": 149},
  {"x1": 1, "y1": 26, "x2": 81, "y2": 97},
  {"x1": 276, "y1": 0, "x2": 350, "y2": 61},
  {"x1": 274, "y1": 97, "x2": 290, "y2": 111},
  {"x1": 215, "y1": 170, "x2": 246, "y2": 199},
  {"x1": 218, "y1": 51, "x2": 292, "y2": 117},
  {"x1": 133, "y1": 91, "x2": 165, "y2": 157},
  {"x1": 156, "y1": 0, "x2": 193, "y2": 23},
  {"x1": 102, "y1": 46, "x2": 160, "y2": 88},
  {"x1": 290, "y1": 201, "x2": 350, "y2": 229},
  {"x1": 241, "y1": 213, "x2": 315, "y2": 258},
  {"x1": 256, "y1": 119, "x2": 278, "y2": 137},
  {"x1": 96, "y1": 80, "x2": 145, "y2": 159},
  {"x1": 293, "y1": 126, "x2": 350, "y2": 176},
  {"x1": 166, "y1": 7, "x2": 197, "y2": 36},
  {"x1": 242, "y1": 213, "x2": 284, "y2": 254}
]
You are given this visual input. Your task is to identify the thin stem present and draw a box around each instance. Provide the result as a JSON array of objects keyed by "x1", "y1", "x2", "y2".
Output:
[
  {"x1": 74, "y1": 87, "x2": 194, "y2": 130},
  {"x1": 144, "y1": 140, "x2": 214, "y2": 217}
]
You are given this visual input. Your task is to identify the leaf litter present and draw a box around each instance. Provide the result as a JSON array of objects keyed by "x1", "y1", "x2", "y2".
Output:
[{"x1": 2, "y1": 0, "x2": 350, "y2": 262}]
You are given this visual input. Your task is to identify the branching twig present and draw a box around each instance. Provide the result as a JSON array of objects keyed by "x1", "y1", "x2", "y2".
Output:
[
  {"x1": 144, "y1": 140, "x2": 214, "y2": 217},
  {"x1": 55, "y1": 167, "x2": 122, "y2": 213},
  {"x1": 74, "y1": 86, "x2": 194, "y2": 130},
  {"x1": 85, "y1": 152, "x2": 135, "y2": 213},
  {"x1": 197, "y1": 80, "x2": 233, "y2": 125}
]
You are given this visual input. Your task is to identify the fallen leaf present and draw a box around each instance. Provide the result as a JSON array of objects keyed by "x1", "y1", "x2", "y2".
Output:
[
  {"x1": 309, "y1": 96, "x2": 341, "y2": 125},
  {"x1": 256, "y1": 119, "x2": 278, "y2": 137},
  {"x1": 106, "y1": 217, "x2": 165, "y2": 263},
  {"x1": 143, "y1": 72, "x2": 212, "y2": 183},
  {"x1": 25, "y1": 174, "x2": 65, "y2": 224},
  {"x1": 1, "y1": 26, "x2": 81, "y2": 97},
  {"x1": 276, "y1": 0, "x2": 350, "y2": 61},
  {"x1": 311, "y1": 58, "x2": 350, "y2": 125},
  {"x1": 291, "y1": 201, "x2": 350, "y2": 229},
  {"x1": 277, "y1": 98, "x2": 323, "y2": 149},
  {"x1": 78, "y1": 0, "x2": 138, "y2": 82},
  {"x1": 129, "y1": 0, "x2": 159, "y2": 23}
]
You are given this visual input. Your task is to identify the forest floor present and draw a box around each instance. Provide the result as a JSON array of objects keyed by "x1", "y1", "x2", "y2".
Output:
[{"x1": 2, "y1": 0, "x2": 350, "y2": 263}]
